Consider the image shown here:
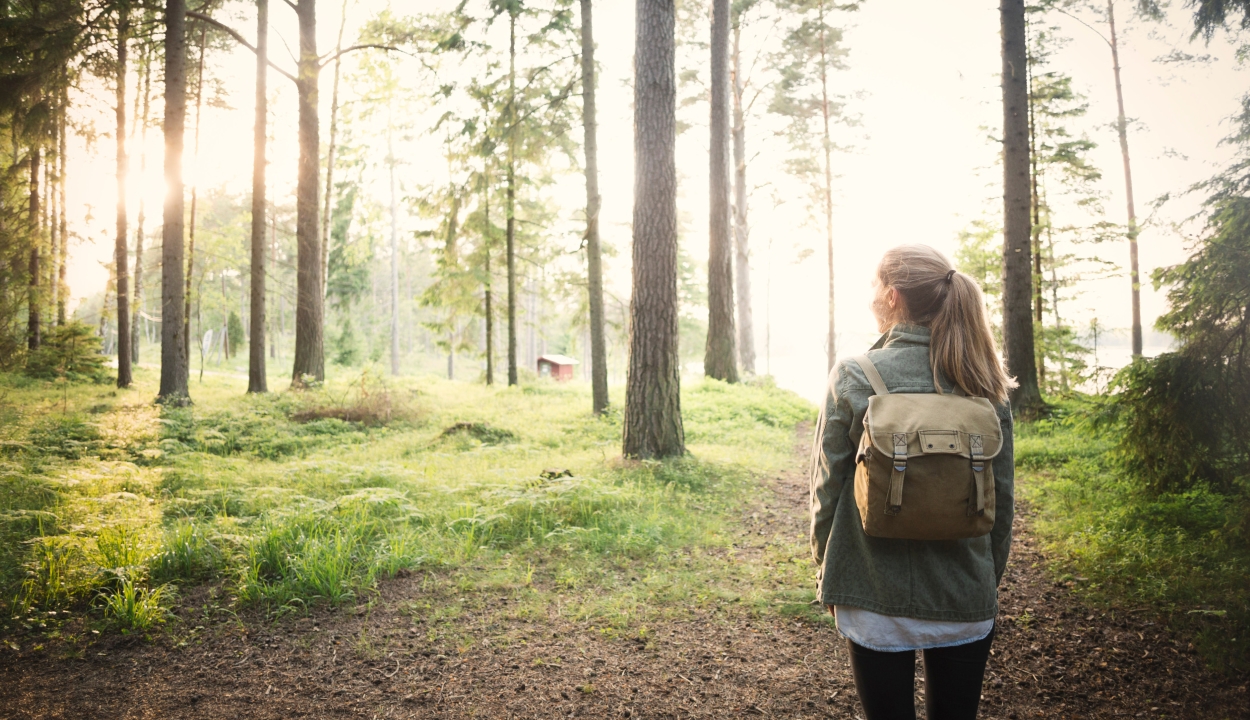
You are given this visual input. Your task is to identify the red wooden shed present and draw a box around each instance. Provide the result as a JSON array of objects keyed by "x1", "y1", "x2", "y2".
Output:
[{"x1": 537, "y1": 354, "x2": 579, "y2": 381}]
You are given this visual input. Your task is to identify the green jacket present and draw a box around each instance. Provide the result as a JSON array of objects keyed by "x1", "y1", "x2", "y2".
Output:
[{"x1": 809, "y1": 324, "x2": 1015, "y2": 622}]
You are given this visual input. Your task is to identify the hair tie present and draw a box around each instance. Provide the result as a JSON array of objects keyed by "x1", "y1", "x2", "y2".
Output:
[{"x1": 945, "y1": 269, "x2": 956, "y2": 284}]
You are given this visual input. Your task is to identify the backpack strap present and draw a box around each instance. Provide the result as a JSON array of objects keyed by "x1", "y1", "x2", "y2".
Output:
[
  {"x1": 851, "y1": 355, "x2": 890, "y2": 396},
  {"x1": 853, "y1": 355, "x2": 904, "y2": 514}
]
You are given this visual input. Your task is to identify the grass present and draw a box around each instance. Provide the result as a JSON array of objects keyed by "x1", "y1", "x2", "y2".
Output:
[
  {"x1": 0, "y1": 366, "x2": 819, "y2": 643},
  {"x1": 1015, "y1": 402, "x2": 1250, "y2": 673}
]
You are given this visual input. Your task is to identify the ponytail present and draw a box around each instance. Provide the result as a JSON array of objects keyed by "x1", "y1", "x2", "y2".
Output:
[{"x1": 877, "y1": 244, "x2": 1016, "y2": 405}]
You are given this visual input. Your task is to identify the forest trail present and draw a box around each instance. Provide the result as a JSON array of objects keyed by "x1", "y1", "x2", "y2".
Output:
[{"x1": 1, "y1": 429, "x2": 1244, "y2": 720}]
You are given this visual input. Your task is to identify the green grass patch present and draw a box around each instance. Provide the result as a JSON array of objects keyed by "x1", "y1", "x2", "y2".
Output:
[
  {"x1": 0, "y1": 367, "x2": 818, "y2": 640},
  {"x1": 1016, "y1": 402, "x2": 1250, "y2": 673}
]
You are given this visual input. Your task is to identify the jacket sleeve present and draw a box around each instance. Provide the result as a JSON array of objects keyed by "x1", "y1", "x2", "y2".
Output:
[
  {"x1": 990, "y1": 404, "x2": 1016, "y2": 585},
  {"x1": 810, "y1": 361, "x2": 860, "y2": 566}
]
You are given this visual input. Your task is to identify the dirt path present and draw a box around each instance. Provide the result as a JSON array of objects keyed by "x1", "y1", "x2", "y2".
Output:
[{"x1": 2, "y1": 431, "x2": 1245, "y2": 719}]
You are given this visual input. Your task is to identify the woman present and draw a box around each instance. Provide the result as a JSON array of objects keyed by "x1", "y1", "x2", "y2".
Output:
[{"x1": 810, "y1": 244, "x2": 1016, "y2": 720}]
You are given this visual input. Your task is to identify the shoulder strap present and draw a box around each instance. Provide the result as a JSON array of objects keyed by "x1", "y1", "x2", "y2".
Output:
[{"x1": 851, "y1": 355, "x2": 890, "y2": 396}]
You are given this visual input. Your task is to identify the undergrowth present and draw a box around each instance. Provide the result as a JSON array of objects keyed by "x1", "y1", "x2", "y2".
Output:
[
  {"x1": 0, "y1": 367, "x2": 817, "y2": 645},
  {"x1": 1016, "y1": 400, "x2": 1250, "y2": 673}
]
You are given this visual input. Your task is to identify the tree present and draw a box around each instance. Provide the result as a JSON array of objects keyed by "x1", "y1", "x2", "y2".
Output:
[
  {"x1": 505, "y1": 2, "x2": 519, "y2": 386},
  {"x1": 769, "y1": 0, "x2": 852, "y2": 374},
  {"x1": 291, "y1": 0, "x2": 324, "y2": 386},
  {"x1": 730, "y1": 0, "x2": 761, "y2": 375},
  {"x1": 182, "y1": 23, "x2": 205, "y2": 367},
  {"x1": 580, "y1": 0, "x2": 608, "y2": 413},
  {"x1": 28, "y1": 147, "x2": 40, "y2": 352},
  {"x1": 1105, "y1": 0, "x2": 1143, "y2": 357},
  {"x1": 131, "y1": 32, "x2": 153, "y2": 363},
  {"x1": 113, "y1": 1, "x2": 132, "y2": 388},
  {"x1": 248, "y1": 0, "x2": 268, "y2": 393},
  {"x1": 1187, "y1": 0, "x2": 1250, "y2": 39},
  {"x1": 1026, "y1": 11, "x2": 1105, "y2": 392},
  {"x1": 704, "y1": 0, "x2": 738, "y2": 382},
  {"x1": 1001, "y1": 0, "x2": 1043, "y2": 414},
  {"x1": 623, "y1": 0, "x2": 684, "y2": 459},
  {"x1": 160, "y1": 0, "x2": 190, "y2": 403}
]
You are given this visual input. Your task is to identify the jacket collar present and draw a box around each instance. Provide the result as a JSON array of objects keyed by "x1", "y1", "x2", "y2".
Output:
[{"x1": 871, "y1": 323, "x2": 931, "y2": 350}]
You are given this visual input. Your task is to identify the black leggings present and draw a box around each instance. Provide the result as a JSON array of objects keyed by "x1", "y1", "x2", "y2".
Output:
[{"x1": 847, "y1": 626, "x2": 994, "y2": 720}]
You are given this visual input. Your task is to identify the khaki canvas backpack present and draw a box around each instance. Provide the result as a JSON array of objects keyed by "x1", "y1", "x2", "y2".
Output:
[{"x1": 851, "y1": 354, "x2": 1002, "y2": 540}]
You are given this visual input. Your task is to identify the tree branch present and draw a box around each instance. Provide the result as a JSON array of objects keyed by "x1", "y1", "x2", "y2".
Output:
[
  {"x1": 186, "y1": 11, "x2": 298, "y2": 84},
  {"x1": 317, "y1": 43, "x2": 411, "y2": 68},
  {"x1": 1054, "y1": 7, "x2": 1113, "y2": 49}
]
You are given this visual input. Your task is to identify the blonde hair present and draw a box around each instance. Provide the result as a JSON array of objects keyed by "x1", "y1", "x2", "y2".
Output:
[{"x1": 876, "y1": 244, "x2": 1017, "y2": 405}]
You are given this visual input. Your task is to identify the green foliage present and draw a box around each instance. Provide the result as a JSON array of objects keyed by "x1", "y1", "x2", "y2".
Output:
[
  {"x1": 331, "y1": 318, "x2": 362, "y2": 367},
  {"x1": 226, "y1": 311, "x2": 245, "y2": 359},
  {"x1": 1018, "y1": 409, "x2": 1250, "y2": 672},
  {"x1": 1108, "y1": 197, "x2": 1250, "y2": 494},
  {"x1": 100, "y1": 577, "x2": 172, "y2": 632},
  {"x1": 1, "y1": 370, "x2": 813, "y2": 634},
  {"x1": 24, "y1": 322, "x2": 108, "y2": 383},
  {"x1": 26, "y1": 414, "x2": 103, "y2": 460}
]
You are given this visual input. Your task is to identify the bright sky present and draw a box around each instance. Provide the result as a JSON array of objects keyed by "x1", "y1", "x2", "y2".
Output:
[{"x1": 63, "y1": 0, "x2": 1247, "y2": 403}]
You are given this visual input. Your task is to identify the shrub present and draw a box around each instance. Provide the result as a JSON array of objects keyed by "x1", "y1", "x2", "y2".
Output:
[{"x1": 24, "y1": 322, "x2": 108, "y2": 383}]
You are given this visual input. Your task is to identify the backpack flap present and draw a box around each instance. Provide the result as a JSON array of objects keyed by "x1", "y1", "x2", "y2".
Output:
[{"x1": 862, "y1": 393, "x2": 1003, "y2": 461}]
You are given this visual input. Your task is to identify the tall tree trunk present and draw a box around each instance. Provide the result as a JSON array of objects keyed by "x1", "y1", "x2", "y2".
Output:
[
  {"x1": 581, "y1": 0, "x2": 608, "y2": 413},
  {"x1": 388, "y1": 115, "x2": 400, "y2": 376},
  {"x1": 1027, "y1": 40, "x2": 1044, "y2": 386},
  {"x1": 49, "y1": 96, "x2": 59, "y2": 325},
  {"x1": 160, "y1": 0, "x2": 189, "y2": 402},
  {"x1": 27, "y1": 148, "x2": 40, "y2": 351},
  {"x1": 291, "y1": 0, "x2": 324, "y2": 385},
  {"x1": 183, "y1": 25, "x2": 206, "y2": 366},
  {"x1": 321, "y1": 0, "x2": 347, "y2": 305},
  {"x1": 249, "y1": 0, "x2": 269, "y2": 393},
  {"x1": 1000, "y1": 0, "x2": 1042, "y2": 414},
  {"x1": 1107, "y1": 0, "x2": 1142, "y2": 357},
  {"x1": 483, "y1": 167, "x2": 494, "y2": 385},
  {"x1": 115, "y1": 7, "x2": 132, "y2": 388},
  {"x1": 132, "y1": 43, "x2": 151, "y2": 360},
  {"x1": 270, "y1": 211, "x2": 277, "y2": 360},
  {"x1": 818, "y1": 0, "x2": 835, "y2": 373},
  {"x1": 57, "y1": 85, "x2": 68, "y2": 327},
  {"x1": 623, "y1": 0, "x2": 684, "y2": 459},
  {"x1": 731, "y1": 17, "x2": 754, "y2": 375},
  {"x1": 506, "y1": 9, "x2": 519, "y2": 386},
  {"x1": 705, "y1": 0, "x2": 738, "y2": 383}
]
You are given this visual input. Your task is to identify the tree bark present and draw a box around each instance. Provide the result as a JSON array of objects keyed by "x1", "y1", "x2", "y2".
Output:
[
  {"x1": 49, "y1": 96, "x2": 59, "y2": 326},
  {"x1": 248, "y1": 0, "x2": 269, "y2": 393},
  {"x1": 27, "y1": 148, "x2": 40, "y2": 352},
  {"x1": 483, "y1": 167, "x2": 494, "y2": 385},
  {"x1": 291, "y1": 0, "x2": 324, "y2": 385},
  {"x1": 388, "y1": 115, "x2": 400, "y2": 376},
  {"x1": 731, "y1": 16, "x2": 754, "y2": 376},
  {"x1": 132, "y1": 42, "x2": 151, "y2": 360},
  {"x1": 705, "y1": 0, "x2": 738, "y2": 383},
  {"x1": 1027, "y1": 39, "x2": 1044, "y2": 386},
  {"x1": 115, "y1": 6, "x2": 132, "y2": 388},
  {"x1": 1107, "y1": 0, "x2": 1142, "y2": 357},
  {"x1": 58, "y1": 82, "x2": 69, "y2": 328},
  {"x1": 321, "y1": 0, "x2": 347, "y2": 305},
  {"x1": 818, "y1": 0, "x2": 835, "y2": 374},
  {"x1": 1000, "y1": 0, "x2": 1043, "y2": 414},
  {"x1": 182, "y1": 25, "x2": 206, "y2": 366},
  {"x1": 623, "y1": 0, "x2": 684, "y2": 459},
  {"x1": 581, "y1": 0, "x2": 608, "y2": 413},
  {"x1": 506, "y1": 9, "x2": 519, "y2": 386},
  {"x1": 159, "y1": 0, "x2": 189, "y2": 402}
]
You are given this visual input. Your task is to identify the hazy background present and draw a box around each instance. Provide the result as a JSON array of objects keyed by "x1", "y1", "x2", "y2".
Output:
[{"x1": 62, "y1": 0, "x2": 1247, "y2": 402}]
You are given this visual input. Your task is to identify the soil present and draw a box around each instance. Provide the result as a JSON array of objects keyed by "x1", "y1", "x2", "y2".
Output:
[{"x1": 2, "y1": 430, "x2": 1246, "y2": 719}]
